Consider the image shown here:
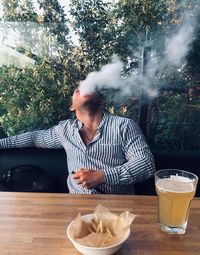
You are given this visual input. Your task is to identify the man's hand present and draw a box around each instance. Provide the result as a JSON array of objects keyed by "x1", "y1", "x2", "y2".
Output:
[{"x1": 72, "y1": 168, "x2": 105, "y2": 189}]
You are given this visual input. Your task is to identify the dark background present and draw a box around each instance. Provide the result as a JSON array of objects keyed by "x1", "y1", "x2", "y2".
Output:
[{"x1": 0, "y1": 148, "x2": 199, "y2": 196}]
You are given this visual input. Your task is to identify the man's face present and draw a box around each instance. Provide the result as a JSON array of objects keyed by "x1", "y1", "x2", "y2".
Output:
[{"x1": 71, "y1": 89, "x2": 101, "y2": 112}]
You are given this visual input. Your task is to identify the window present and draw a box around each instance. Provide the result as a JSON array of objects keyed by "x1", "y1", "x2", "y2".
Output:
[{"x1": 0, "y1": 0, "x2": 199, "y2": 151}]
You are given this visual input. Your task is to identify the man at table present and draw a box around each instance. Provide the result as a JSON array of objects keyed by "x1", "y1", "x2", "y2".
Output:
[{"x1": 0, "y1": 88, "x2": 155, "y2": 194}]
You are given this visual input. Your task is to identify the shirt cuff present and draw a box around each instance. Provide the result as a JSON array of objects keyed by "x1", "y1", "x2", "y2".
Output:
[{"x1": 103, "y1": 167, "x2": 120, "y2": 185}]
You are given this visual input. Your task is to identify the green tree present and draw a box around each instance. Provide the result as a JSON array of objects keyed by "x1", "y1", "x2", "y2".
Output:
[
  {"x1": 0, "y1": 61, "x2": 73, "y2": 136},
  {"x1": 0, "y1": 0, "x2": 81, "y2": 136},
  {"x1": 37, "y1": 0, "x2": 71, "y2": 58},
  {"x1": 70, "y1": 0, "x2": 116, "y2": 69},
  {"x1": 0, "y1": 0, "x2": 200, "y2": 150}
]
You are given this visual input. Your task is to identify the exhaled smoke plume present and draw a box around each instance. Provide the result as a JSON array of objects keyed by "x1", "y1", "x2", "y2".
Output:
[
  {"x1": 166, "y1": 22, "x2": 195, "y2": 66},
  {"x1": 147, "y1": 2, "x2": 198, "y2": 80},
  {"x1": 79, "y1": 1, "x2": 198, "y2": 99},
  {"x1": 79, "y1": 55, "x2": 124, "y2": 95},
  {"x1": 79, "y1": 55, "x2": 158, "y2": 98}
]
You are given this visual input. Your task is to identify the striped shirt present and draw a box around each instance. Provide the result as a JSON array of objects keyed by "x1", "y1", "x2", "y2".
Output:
[{"x1": 0, "y1": 113, "x2": 155, "y2": 194}]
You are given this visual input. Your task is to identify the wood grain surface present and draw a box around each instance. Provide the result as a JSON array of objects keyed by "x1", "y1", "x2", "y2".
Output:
[{"x1": 0, "y1": 192, "x2": 199, "y2": 255}]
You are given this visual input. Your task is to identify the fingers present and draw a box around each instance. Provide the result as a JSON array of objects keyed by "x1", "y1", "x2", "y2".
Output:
[
  {"x1": 72, "y1": 169, "x2": 88, "y2": 178},
  {"x1": 72, "y1": 169, "x2": 86, "y2": 180},
  {"x1": 72, "y1": 173, "x2": 81, "y2": 179},
  {"x1": 71, "y1": 169, "x2": 104, "y2": 189},
  {"x1": 72, "y1": 169, "x2": 89, "y2": 188},
  {"x1": 78, "y1": 180, "x2": 89, "y2": 189}
]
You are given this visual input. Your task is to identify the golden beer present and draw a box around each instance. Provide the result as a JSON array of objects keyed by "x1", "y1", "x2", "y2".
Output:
[
  {"x1": 156, "y1": 178, "x2": 195, "y2": 227},
  {"x1": 155, "y1": 170, "x2": 198, "y2": 234}
]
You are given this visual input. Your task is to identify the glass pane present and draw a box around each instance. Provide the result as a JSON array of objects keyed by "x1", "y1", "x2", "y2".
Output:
[{"x1": 147, "y1": 89, "x2": 200, "y2": 151}]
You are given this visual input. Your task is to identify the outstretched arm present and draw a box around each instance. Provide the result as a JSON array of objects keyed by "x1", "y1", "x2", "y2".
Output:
[{"x1": 0, "y1": 127, "x2": 62, "y2": 149}]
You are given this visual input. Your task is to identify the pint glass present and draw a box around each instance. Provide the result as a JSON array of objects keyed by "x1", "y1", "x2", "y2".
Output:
[{"x1": 155, "y1": 169, "x2": 198, "y2": 234}]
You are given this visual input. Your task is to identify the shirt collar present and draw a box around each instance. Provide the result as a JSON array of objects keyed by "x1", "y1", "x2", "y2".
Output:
[{"x1": 97, "y1": 113, "x2": 108, "y2": 132}]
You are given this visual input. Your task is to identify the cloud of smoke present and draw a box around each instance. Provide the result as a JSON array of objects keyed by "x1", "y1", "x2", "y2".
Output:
[
  {"x1": 146, "y1": 2, "x2": 198, "y2": 80},
  {"x1": 79, "y1": 1, "x2": 199, "y2": 99},
  {"x1": 79, "y1": 55, "x2": 158, "y2": 98},
  {"x1": 166, "y1": 22, "x2": 195, "y2": 66},
  {"x1": 79, "y1": 55, "x2": 124, "y2": 95}
]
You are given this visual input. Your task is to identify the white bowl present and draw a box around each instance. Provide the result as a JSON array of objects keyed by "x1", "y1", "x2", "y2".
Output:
[{"x1": 67, "y1": 214, "x2": 130, "y2": 255}]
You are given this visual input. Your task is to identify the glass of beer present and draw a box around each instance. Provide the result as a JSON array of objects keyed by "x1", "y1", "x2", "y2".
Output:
[{"x1": 155, "y1": 169, "x2": 198, "y2": 234}]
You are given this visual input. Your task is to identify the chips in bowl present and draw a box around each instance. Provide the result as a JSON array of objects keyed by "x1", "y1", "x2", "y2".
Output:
[{"x1": 67, "y1": 204, "x2": 137, "y2": 255}]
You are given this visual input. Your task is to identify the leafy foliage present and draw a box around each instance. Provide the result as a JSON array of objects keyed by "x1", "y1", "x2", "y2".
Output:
[
  {"x1": 0, "y1": 63, "x2": 68, "y2": 135},
  {"x1": 70, "y1": 0, "x2": 117, "y2": 69},
  {"x1": 148, "y1": 91, "x2": 200, "y2": 150},
  {"x1": 0, "y1": 0, "x2": 200, "y2": 151}
]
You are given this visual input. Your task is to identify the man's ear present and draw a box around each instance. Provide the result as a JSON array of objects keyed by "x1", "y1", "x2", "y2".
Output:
[{"x1": 69, "y1": 104, "x2": 75, "y2": 111}]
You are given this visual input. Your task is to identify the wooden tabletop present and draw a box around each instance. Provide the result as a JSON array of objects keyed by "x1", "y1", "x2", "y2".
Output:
[{"x1": 0, "y1": 192, "x2": 199, "y2": 255}]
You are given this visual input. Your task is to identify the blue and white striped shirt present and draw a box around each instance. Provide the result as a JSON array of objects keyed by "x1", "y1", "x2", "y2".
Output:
[{"x1": 0, "y1": 114, "x2": 155, "y2": 194}]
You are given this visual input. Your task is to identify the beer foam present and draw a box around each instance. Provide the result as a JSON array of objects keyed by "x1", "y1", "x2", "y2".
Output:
[
  {"x1": 156, "y1": 176, "x2": 194, "y2": 193},
  {"x1": 169, "y1": 174, "x2": 191, "y2": 183}
]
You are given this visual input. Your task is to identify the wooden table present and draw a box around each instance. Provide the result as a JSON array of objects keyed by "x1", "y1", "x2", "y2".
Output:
[{"x1": 0, "y1": 192, "x2": 199, "y2": 255}]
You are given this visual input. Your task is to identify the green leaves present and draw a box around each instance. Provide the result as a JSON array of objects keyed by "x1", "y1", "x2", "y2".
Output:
[
  {"x1": 0, "y1": 62, "x2": 71, "y2": 136},
  {"x1": 0, "y1": 0, "x2": 200, "y2": 150}
]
